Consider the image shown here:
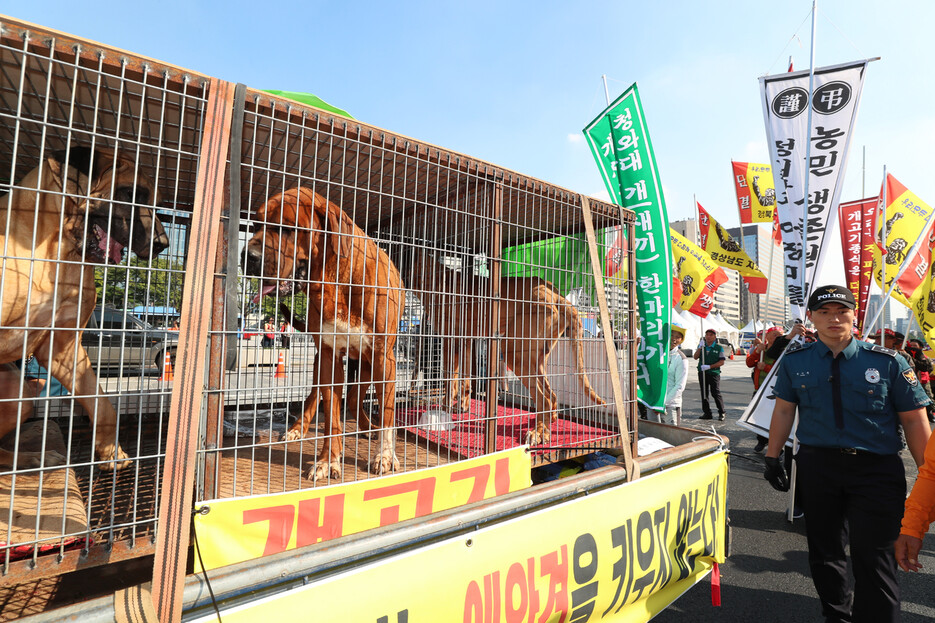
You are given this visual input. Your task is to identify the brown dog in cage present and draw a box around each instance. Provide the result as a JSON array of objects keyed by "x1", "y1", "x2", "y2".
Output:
[
  {"x1": 0, "y1": 146, "x2": 169, "y2": 469},
  {"x1": 406, "y1": 250, "x2": 606, "y2": 445},
  {"x1": 245, "y1": 186, "x2": 403, "y2": 480}
]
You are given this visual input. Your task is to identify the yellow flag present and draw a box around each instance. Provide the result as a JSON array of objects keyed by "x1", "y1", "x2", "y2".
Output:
[
  {"x1": 697, "y1": 202, "x2": 768, "y2": 294},
  {"x1": 872, "y1": 174, "x2": 935, "y2": 310},
  {"x1": 670, "y1": 229, "x2": 728, "y2": 318}
]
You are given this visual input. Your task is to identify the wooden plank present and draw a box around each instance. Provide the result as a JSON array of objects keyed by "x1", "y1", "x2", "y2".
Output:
[
  {"x1": 151, "y1": 77, "x2": 236, "y2": 623},
  {"x1": 578, "y1": 195, "x2": 637, "y2": 481}
]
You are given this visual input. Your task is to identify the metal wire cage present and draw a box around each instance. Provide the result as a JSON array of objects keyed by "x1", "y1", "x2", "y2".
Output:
[
  {"x1": 0, "y1": 15, "x2": 637, "y2": 606},
  {"x1": 0, "y1": 18, "x2": 207, "y2": 582}
]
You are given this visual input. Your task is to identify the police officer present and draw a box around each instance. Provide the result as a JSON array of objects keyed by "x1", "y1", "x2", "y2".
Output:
[
  {"x1": 693, "y1": 328, "x2": 726, "y2": 420},
  {"x1": 763, "y1": 285, "x2": 931, "y2": 622}
]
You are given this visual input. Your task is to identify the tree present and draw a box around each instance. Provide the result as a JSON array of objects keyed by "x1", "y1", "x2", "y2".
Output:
[{"x1": 95, "y1": 256, "x2": 185, "y2": 310}]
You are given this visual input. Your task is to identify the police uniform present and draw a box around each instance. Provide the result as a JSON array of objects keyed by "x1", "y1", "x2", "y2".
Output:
[
  {"x1": 697, "y1": 340, "x2": 726, "y2": 419},
  {"x1": 773, "y1": 337, "x2": 930, "y2": 621}
]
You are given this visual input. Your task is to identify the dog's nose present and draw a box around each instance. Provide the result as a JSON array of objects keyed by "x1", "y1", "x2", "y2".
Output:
[
  {"x1": 244, "y1": 246, "x2": 263, "y2": 276},
  {"x1": 150, "y1": 230, "x2": 170, "y2": 257},
  {"x1": 295, "y1": 259, "x2": 308, "y2": 282}
]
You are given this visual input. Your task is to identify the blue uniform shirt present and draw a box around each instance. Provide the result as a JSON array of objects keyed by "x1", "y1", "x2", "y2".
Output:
[{"x1": 773, "y1": 337, "x2": 930, "y2": 454}]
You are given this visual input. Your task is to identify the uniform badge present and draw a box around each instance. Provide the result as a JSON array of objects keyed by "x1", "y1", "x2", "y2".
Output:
[
  {"x1": 903, "y1": 368, "x2": 919, "y2": 386},
  {"x1": 865, "y1": 368, "x2": 880, "y2": 383}
]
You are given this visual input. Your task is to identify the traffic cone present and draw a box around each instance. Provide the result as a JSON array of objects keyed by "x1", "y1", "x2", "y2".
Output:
[
  {"x1": 273, "y1": 350, "x2": 287, "y2": 378},
  {"x1": 158, "y1": 350, "x2": 174, "y2": 382}
]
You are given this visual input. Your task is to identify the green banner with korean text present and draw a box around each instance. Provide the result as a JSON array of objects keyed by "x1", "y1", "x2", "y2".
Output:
[{"x1": 584, "y1": 84, "x2": 672, "y2": 411}]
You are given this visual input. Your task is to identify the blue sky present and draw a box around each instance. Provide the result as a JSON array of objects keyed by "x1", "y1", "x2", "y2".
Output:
[{"x1": 6, "y1": 1, "x2": 933, "y2": 230}]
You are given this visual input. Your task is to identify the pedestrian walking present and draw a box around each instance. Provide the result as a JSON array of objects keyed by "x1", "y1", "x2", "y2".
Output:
[
  {"x1": 763, "y1": 285, "x2": 931, "y2": 622},
  {"x1": 693, "y1": 328, "x2": 726, "y2": 420},
  {"x1": 280, "y1": 320, "x2": 293, "y2": 350}
]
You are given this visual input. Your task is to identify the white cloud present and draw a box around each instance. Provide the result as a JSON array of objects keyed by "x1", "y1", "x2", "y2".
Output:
[
  {"x1": 567, "y1": 133, "x2": 584, "y2": 144},
  {"x1": 589, "y1": 188, "x2": 611, "y2": 203}
]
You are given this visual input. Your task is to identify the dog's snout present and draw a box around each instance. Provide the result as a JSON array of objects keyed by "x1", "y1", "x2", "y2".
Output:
[
  {"x1": 244, "y1": 245, "x2": 263, "y2": 276},
  {"x1": 295, "y1": 259, "x2": 308, "y2": 282},
  {"x1": 150, "y1": 229, "x2": 170, "y2": 257}
]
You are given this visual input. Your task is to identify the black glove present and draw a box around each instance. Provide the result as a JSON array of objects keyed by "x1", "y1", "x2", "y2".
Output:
[{"x1": 763, "y1": 456, "x2": 789, "y2": 492}]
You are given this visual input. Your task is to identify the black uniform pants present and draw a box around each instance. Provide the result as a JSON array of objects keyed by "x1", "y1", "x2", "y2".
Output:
[
  {"x1": 697, "y1": 370, "x2": 725, "y2": 417},
  {"x1": 796, "y1": 446, "x2": 905, "y2": 623}
]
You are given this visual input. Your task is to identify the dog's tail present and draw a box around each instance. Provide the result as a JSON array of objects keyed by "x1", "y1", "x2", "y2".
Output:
[{"x1": 560, "y1": 300, "x2": 606, "y2": 407}]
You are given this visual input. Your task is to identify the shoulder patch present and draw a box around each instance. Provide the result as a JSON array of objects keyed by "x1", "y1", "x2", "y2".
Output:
[
  {"x1": 869, "y1": 344, "x2": 899, "y2": 357},
  {"x1": 785, "y1": 340, "x2": 810, "y2": 354},
  {"x1": 903, "y1": 368, "x2": 919, "y2": 386}
]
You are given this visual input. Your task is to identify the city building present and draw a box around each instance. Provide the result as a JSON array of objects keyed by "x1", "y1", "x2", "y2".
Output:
[{"x1": 727, "y1": 224, "x2": 787, "y2": 327}]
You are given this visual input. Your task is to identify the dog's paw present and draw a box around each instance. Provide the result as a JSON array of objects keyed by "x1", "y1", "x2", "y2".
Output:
[
  {"x1": 96, "y1": 444, "x2": 131, "y2": 471},
  {"x1": 524, "y1": 427, "x2": 551, "y2": 446},
  {"x1": 370, "y1": 451, "x2": 400, "y2": 475},
  {"x1": 283, "y1": 428, "x2": 304, "y2": 442},
  {"x1": 308, "y1": 460, "x2": 342, "y2": 481}
]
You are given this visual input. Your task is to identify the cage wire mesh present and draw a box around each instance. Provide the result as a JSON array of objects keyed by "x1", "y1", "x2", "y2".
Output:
[
  {"x1": 0, "y1": 16, "x2": 636, "y2": 587},
  {"x1": 206, "y1": 92, "x2": 635, "y2": 501},
  {"x1": 0, "y1": 21, "x2": 205, "y2": 575}
]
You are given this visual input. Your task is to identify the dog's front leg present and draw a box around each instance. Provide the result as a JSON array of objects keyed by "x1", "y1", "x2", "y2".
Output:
[
  {"x1": 41, "y1": 337, "x2": 130, "y2": 469},
  {"x1": 285, "y1": 387, "x2": 321, "y2": 441},
  {"x1": 446, "y1": 339, "x2": 469, "y2": 413},
  {"x1": 309, "y1": 346, "x2": 343, "y2": 481},
  {"x1": 366, "y1": 348, "x2": 399, "y2": 475}
]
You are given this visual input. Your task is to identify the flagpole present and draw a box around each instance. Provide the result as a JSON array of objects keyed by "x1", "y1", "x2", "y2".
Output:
[
  {"x1": 783, "y1": 0, "x2": 818, "y2": 525},
  {"x1": 738, "y1": 195, "x2": 752, "y2": 334},
  {"x1": 878, "y1": 165, "x2": 888, "y2": 337},
  {"x1": 800, "y1": 0, "x2": 818, "y2": 314},
  {"x1": 695, "y1": 194, "x2": 708, "y2": 408},
  {"x1": 601, "y1": 75, "x2": 611, "y2": 106}
]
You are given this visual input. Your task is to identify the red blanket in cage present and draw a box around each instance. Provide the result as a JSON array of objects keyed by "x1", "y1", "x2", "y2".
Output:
[{"x1": 396, "y1": 399, "x2": 611, "y2": 458}]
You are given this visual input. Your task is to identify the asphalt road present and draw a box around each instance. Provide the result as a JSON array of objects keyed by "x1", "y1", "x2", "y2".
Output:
[{"x1": 652, "y1": 357, "x2": 935, "y2": 622}]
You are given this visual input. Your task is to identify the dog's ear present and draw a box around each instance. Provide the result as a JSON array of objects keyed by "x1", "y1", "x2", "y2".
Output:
[
  {"x1": 326, "y1": 203, "x2": 355, "y2": 258},
  {"x1": 47, "y1": 146, "x2": 100, "y2": 195}
]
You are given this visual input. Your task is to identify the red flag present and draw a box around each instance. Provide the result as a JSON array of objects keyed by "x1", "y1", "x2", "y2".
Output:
[
  {"x1": 838, "y1": 197, "x2": 878, "y2": 331},
  {"x1": 771, "y1": 208, "x2": 782, "y2": 246}
]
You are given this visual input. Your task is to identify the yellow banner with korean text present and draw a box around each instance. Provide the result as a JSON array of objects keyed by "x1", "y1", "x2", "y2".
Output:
[
  {"x1": 670, "y1": 229, "x2": 728, "y2": 318},
  {"x1": 193, "y1": 447, "x2": 531, "y2": 572},
  {"x1": 697, "y1": 202, "x2": 768, "y2": 294},
  {"x1": 188, "y1": 451, "x2": 729, "y2": 623}
]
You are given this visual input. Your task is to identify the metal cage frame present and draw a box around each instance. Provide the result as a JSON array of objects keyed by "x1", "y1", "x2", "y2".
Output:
[{"x1": 0, "y1": 15, "x2": 638, "y2": 619}]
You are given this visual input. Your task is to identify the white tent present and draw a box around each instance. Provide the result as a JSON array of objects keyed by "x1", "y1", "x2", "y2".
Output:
[
  {"x1": 739, "y1": 319, "x2": 767, "y2": 334},
  {"x1": 709, "y1": 313, "x2": 740, "y2": 350},
  {"x1": 674, "y1": 307, "x2": 702, "y2": 348}
]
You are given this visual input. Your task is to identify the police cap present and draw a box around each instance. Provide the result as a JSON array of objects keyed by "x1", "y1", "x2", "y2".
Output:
[{"x1": 807, "y1": 285, "x2": 856, "y2": 311}]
